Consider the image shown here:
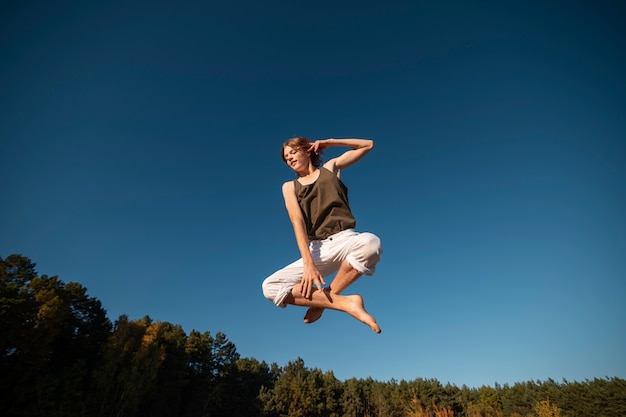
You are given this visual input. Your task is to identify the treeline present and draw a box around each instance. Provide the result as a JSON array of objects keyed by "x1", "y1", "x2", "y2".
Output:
[{"x1": 1, "y1": 254, "x2": 624, "y2": 417}]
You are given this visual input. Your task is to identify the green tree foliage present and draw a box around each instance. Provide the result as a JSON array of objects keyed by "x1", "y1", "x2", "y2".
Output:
[
  {"x1": 558, "y1": 377, "x2": 626, "y2": 417},
  {"x1": 499, "y1": 382, "x2": 535, "y2": 417},
  {"x1": 180, "y1": 329, "x2": 241, "y2": 417},
  {"x1": 1, "y1": 254, "x2": 253, "y2": 417},
  {"x1": 534, "y1": 399, "x2": 561, "y2": 417},
  {"x1": 341, "y1": 377, "x2": 367, "y2": 417},
  {"x1": 1, "y1": 254, "x2": 38, "y2": 352},
  {"x1": 92, "y1": 316, "x2": 188, "y2": 417},
  {"x1": 1, "y1": 254, "x2": 111, "y2": 417},
  {"x1": 465, "y1": 386, "x2": 504, "y2": 417},
  {"x1": 407, "y1": 394, "x2": 455, "y2": 417},
  {"x1": 227, "y1": 358, "x2": 280, "y2": 416},
  {"x1": 138, "y1": 320, "x2": 189, "y2": 417},
  {"x1": 260, "y1": 357, "x2": 343, "y2": 417}
]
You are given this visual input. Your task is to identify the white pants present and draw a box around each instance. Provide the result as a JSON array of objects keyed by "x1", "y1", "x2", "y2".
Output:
[{"x1": 262, "y1": 229, "x2": 383, "y2": 308}]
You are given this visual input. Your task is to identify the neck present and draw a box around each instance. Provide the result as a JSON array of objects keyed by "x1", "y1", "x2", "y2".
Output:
[{"x1": 297, "y1": 166, "x2": 318, "y2": 178}]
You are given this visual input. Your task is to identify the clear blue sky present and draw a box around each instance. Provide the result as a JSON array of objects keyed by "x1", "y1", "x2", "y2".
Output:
[{"x1": 1, "y1": 0, "x2": 624, "y2": 388}]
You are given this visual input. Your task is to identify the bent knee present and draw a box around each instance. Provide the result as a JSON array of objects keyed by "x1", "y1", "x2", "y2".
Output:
[
  {"x1": 261, "y1": 278, "x2": 277, "y2": 301},
  {"x1": 262, "y1": 277, "x2": 292, "y2": 308},
  {"x1": 359, "y1": 233, "x2": 383, "y2": 260},
  {"x1": 261, "y1": 280, "x2": 278, "y2": 301},
  {"x1": 347, "y1": 233, "x2": 383, "y2": 275}
]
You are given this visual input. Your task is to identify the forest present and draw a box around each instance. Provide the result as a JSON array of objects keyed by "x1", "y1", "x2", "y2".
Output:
[{"x1": 1, "y1": 254, "x2": 624, "y2": 417}]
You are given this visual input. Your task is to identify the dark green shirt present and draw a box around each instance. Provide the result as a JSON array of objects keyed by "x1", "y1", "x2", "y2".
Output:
[{"x1": 294, "y1": 167, "x2": 356, "y2": 240}]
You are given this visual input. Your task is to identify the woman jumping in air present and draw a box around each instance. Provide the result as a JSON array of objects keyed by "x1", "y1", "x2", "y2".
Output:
[{"x1": 262, "y1": 137, "x2": 383, "y2": 333}]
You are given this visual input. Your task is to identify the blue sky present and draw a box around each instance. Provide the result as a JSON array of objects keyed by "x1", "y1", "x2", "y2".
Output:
[{"x1": 1, "y1": 0, "x2": 625, "y2": 388}]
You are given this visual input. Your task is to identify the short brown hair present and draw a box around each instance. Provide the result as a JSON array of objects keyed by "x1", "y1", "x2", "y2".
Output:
[{"x1": 281, "y1": 137, "x2": 323, "y2": 167}]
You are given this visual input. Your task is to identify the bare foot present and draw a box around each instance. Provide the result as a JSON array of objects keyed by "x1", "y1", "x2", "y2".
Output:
[
  {"x1": 303, "y1": 307, "x2": 324, "y2": 324},
  {"x1": 345, "y1": 295, "x2": 381, "y2": 333}
]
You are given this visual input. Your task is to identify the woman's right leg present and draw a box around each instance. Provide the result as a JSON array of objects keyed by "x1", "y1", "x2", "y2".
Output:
[{"x1": 284, "y1": 286, "x2": 381, "y2": 333}]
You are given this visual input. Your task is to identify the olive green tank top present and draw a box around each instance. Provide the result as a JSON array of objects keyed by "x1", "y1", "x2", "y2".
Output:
[{"x1": 293, "y1": 167, "x2": 356, "y2": 240}]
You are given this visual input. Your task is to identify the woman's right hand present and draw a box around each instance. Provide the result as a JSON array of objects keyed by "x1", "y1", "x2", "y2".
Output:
[
  {"x1": 299, "y1": 263, "x2": 326, "y2": 299},
  {"x1": 308, "y1": 139, "x2": 334, "y2": 155}
]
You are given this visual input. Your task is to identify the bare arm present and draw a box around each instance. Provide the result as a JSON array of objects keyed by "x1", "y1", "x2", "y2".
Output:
[
  {"x1": 309, "y1": 138, "x2": 374, "y2": 175},
  {"x1": 282, "y1": 181, "x2": 325, "y2": 298}
]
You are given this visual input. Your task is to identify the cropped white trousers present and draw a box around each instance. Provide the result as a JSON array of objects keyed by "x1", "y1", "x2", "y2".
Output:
[{"x1": 262, "y1": 229, "x2": 382, "y2": 308}]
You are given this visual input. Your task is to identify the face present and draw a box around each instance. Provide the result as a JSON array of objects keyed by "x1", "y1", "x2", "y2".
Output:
[{"x1": 283, "y1": 145, "x2": 310, "y2": 171}]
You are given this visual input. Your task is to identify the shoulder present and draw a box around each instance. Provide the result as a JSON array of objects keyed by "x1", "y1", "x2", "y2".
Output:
[
  {"x1": 322, "y1": 159, "x2": 340, "y2": 176},
  {"x1": 282, "y1": 180, "x2": 295, "y2": 192},
  {"x1": 281, "y1": 181, "x2": 300, "y2": 207}
]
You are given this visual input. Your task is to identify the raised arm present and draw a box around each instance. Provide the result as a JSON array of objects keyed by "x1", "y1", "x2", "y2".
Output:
[{"x1": 310, "y1": 138, "x2": 374, "y2": 174}]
